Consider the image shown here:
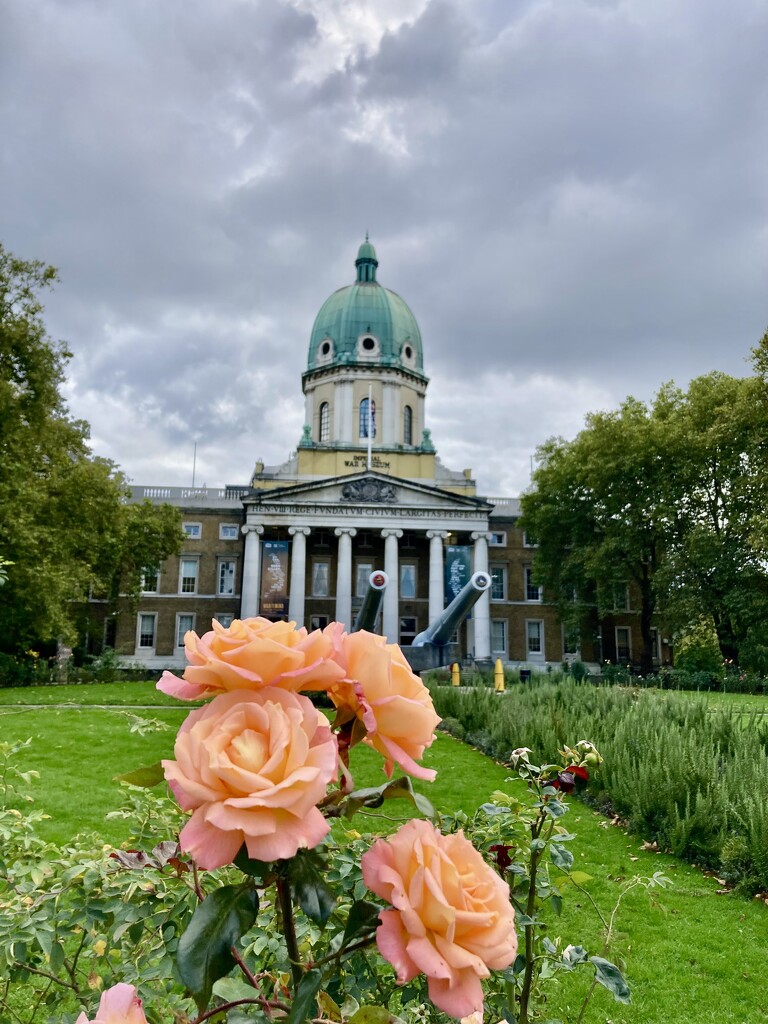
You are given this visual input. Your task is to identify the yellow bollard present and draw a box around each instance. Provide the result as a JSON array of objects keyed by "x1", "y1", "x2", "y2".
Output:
[
  {"x1": 494, "y1": 657, "x2": 505, "y2": 692},
  {"x1": 451, "y1": 662, "x2": 461, "y2": 687}
]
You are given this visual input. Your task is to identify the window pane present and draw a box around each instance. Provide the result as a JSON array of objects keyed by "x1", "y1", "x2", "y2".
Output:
[
  {"x1": 526, "y1": 621, "x2": 542, "y2": 653},
  {"x1": 218, "y1": 560, "x2": 235, "y2": 596},
  {"x1": 616, "y1": 627, "x2": 631, "y2": 661},
  {"x1": 400, "y1": 617, "x2": 417, "y2": 643},
  {"x1": 219, "y1": 524, "x2": 239, "y2": 540},
  {"x1": 490, "y1": 566, "x2": 505, "y2": 600},
  {"x1": 491, "y1": 620, "x2": 507, "y2": 654},
  {"x1": 217, "y1": 614, "x2": 234, "y2": 628},
  {"x1": 525, "y1": 568, "x2": 541, "y2": 602},
  {"x1": 180, "y1": 559, "x2": 198, "y2": 594},
  {"x1": 183, "y1": 523, "x2": 201, "y2": 538},
  {"x1": 356, "y1": 563, "x2": 373, "y2": 597},
  {"x1": 141, "y1": 568, "x2": 159, "y2": 593},
  {"x1": 403, "y1": 404, "x2": 413, "y2": 445},
  {"x1": 312, "y1": 561, "x2": 329, "y2": 596},
  {"x1": 359, "y1": 398, "x2": 376, "y2": 438},
  {"x1": 400, "y1": 564, "x2": 416, "y2": 599},
  {"x1": 319, "y1": 402, "x2": 330, "y2": 442},
  {"x1": 177, "y1": 614, "x2": 194, "y2": 647},
  {"x1": 138, "y1": 614, "x2": 156, "y2": 648}
]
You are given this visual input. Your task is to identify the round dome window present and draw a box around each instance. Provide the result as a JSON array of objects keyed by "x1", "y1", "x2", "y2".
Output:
[
  {"x1": 404, "y1": 345, "x2": 413, "y2": 359},
  {"x1": 320, "y1": 341, "x2": 331, "y2": 356},
  {"x1": 362, "y1": 336, "x2": 376, "y2": 351}
]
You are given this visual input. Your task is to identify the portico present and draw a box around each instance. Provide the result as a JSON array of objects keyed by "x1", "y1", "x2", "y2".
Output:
[{"x1": 240, "y1": 471, "x2": 493, "y2": 659}]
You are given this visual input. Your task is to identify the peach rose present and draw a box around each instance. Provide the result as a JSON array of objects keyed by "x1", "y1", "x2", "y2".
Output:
[
  {"x1": 362, "y1": 819, "x2": 517, "y2": 1019},
  {"x1": 162, "y1": 687, "x2": 337, "y2": 867},
  {"x1": 75, "y1": 983, "x2": 147, "y2": 1024},
  {"x1": 330, "y1": 630, "x2": 440, "y2": 781},
  {"x1": 157, "y1": 617, "x2": 346, "y2": 700}
]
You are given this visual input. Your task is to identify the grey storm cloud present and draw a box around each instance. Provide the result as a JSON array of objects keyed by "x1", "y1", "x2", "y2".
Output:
[{"x1": 1, "y1": 0, "x2": 766, "y2": 493}]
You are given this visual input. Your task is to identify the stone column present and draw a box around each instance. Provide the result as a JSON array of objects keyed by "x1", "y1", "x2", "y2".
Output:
[
  {"x1": 471, "y1": 531, "x2": 492, "y2": 663},
  {"x1": 240, "y1": 524, "x2": 264, "y2": 618},
  {"x1": 334, "y1": 528, "x2": 357, "y2": 630},
  {"x1": 426, "y1": 530, "x2": 449, "y2": 625},
  {"x1": 288, "y1": 526, "x2": 311, "y2": 627},
  {"x1": 381, "y1": 529, "x2": 403, "y2": 642}
]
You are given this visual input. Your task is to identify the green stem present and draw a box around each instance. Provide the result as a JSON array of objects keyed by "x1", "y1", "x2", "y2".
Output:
[
  {"x1": 517, "y1": 810, "x2": 553, "y2": 1024},
  {"x1": 276, "y1": 873, "x2": 302, "y2": 991}
]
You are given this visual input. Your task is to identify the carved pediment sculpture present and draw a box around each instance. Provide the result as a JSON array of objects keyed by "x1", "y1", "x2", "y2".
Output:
[{"x1": 341, "y1": 478, "x2": 398, "y2": 503}]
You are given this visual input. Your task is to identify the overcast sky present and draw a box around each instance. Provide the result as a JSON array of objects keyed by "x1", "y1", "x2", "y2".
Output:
[{"x1": 2, "y1": 0, "x2": 766, "y2": 497}]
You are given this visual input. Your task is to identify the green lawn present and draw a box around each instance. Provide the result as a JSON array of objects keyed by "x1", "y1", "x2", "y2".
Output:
[{"x1": 2, "y1": 681, "x2": 768, "y2": 1022}]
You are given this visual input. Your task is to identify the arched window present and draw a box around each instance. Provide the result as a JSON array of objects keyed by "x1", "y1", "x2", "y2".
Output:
[
  {"x1": 359, "y1": 397, "x2": 376, "y2": 438},
  {"x1": 319, "y1": 402, "x2": 330, "y2": 442},
  {"x1": 403, "y1": 404, "x2": 413, "y2": 445}
]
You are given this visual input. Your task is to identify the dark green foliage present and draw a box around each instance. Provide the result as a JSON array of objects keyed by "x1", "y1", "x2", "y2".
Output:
[{"x1": 429, "y1": 678, "x2": 768, "y2": 893}]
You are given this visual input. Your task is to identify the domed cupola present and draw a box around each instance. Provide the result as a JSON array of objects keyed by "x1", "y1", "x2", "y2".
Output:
[
  {"x1": 301, "y1": 238, "x2": 431, "y2": 455},
  {"x1": 306, "y1": 237, "x2": 426, "y2": 380}
]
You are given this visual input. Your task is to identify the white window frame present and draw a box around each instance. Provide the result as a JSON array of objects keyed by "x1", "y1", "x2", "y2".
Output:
[
  {"x1": 400, "y1": 562, "x2": 417, "y2": 600},
  {"x1": 523, "y1": 531, "x2": 538, "y2": 548},
  {"x1": 176, "y1": 613, "x2": 196, "y2": 648},
  {"x1": 219, "y1": 523, "x2": 240, "y2": 541},
  {"x1": 489, "y1": 531, "x2": 507, "y2": 547},
  {"x1": 490, "y1": 564, "x2": 507, "y2": 601},
  {"x1": 217, "y1": 613, "x2": 234, "y2": 629},
  {"x1": 178, "y1": 556, "x2": 200, "y2": 595},
  {"x1": 182, "y1": 522, "x2": 202, "y2": 539},
  {"x1": 217, "y1": 558, "x2": 237, "y2": 597},
  {"x1": 310, "y1": 614, "x2": 329, "y2": 630},
  {"x1": 615, "y1": 626, "x2": 632, "y2": 663},
  {"x1": 491, "y1": 619, "x2": 508, "y2": 657},
  {"x1": 524, "y1": 566, "x2": 542, "y2": 603},
  {"x1": 312, "y1": 559, "x2": 330, "y2": 597},
  {"x1": 136, "y1": 612, "x2": 157, "y2": 652},
  {"x1": 525, "y1": 619, "x2": 545, "y2": 660},
  {"x1": 613, "y1": 584, "x2": 630, "y2": 612}
]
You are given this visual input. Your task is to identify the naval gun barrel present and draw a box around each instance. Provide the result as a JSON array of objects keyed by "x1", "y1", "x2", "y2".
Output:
[
  {"x1": 352, "y1": 570, "x2": 389, "y2": 633},
  {"x1": 412, "y1": 571, "x2": 492, "y2": 648}
]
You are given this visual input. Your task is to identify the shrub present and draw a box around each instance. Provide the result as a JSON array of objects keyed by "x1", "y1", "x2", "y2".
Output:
[{"x1": 428, "y1": 678, "x2": 768, "y2": 894}]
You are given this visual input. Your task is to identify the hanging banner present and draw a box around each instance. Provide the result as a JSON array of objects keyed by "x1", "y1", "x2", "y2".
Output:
[
  {"x1": 444, "y1": 545, "x2": 471, "y2": 605},
  {"x1": 260, "y1": 540, "x2": 289, "y2": 617}
]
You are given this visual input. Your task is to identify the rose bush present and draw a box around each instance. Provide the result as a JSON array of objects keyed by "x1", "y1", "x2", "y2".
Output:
[
  {"x1": 162, "y1": 686, "x2": 338, "y2": 867},
  {"x1": 362, "y1": 818, "x2": 517, "y2": 1018},
  {"x1": 158, "y1": 617, "x2": 346, "y2": 700},
  {"x1": 75, "y1": 983, "x2": 148, "y2": 1024}
]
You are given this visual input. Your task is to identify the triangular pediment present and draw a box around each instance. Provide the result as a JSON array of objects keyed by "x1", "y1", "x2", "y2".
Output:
[{"x1": 245, "y1": 471, "x2": 491, "y2": 512}]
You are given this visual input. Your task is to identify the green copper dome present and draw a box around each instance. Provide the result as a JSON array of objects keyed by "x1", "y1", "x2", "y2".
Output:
[{"x1": 306, "y1": 239, "x2": 426, "y2": 379}]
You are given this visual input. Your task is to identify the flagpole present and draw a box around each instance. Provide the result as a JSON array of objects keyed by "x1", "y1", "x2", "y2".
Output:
[{"x1": 367, "y1": 384, "x2": 373, "y2": 471}]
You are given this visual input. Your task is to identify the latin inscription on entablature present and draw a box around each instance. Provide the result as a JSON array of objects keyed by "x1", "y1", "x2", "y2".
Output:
[{"x1": 256, "y1": 503, "x2": 482, "y2": 519}]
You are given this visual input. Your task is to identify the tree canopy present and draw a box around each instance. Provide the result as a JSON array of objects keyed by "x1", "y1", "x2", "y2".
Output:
[
  {"x1": 521, "y1": 340, "x2": 768, "y2": 672},
  {"x1": 0, "y1": 243, "x2": 182, "y2": 658}
]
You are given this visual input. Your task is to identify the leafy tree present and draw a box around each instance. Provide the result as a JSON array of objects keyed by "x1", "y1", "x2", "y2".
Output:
[
  {"x1": 0, "y1": 243, "x2": 182, "y2": 658},
  {"x1": 521, "y1": 352, "x2": 768, "y2": 671},
  {"x1": 652, "y1": 369, "x2": 768, "y2": 667},
  {"x1": 521, "y1": 399, "x2": 668, "y2": 674}
]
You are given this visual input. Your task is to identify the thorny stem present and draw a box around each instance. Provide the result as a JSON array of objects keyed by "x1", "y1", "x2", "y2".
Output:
[
  {"x1": 191, "y1": 862, "x2": 205, "y2": 901},
  {"x1": 276, "y1": 873, "x2": 302, "y2": 990},
  {"x1": 230, "y1": 946, "x2": 260, "y2": 988},
  {"x1": 518, "y1": 804, "x2": 556, "y2": 1024},
  {"x1": 192, "y1": 995, "x2": 290, "y2": 1024},
  {"x1": 11, "y1": 963, "x2": 76, "y2": 992},
  {"x1": 310, "y1": 934, "x2": 377, "y2": 968}
]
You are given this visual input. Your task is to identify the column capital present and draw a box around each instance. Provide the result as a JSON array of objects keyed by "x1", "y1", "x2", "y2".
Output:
[
  {"x1": 426, "y1": 530, "x2": 450, "y2": 540},
  {"x1": 288, "y1": 526, "x2": 311, "y2": 537},
  {"x1": 242, "y1": 524, "x2": 264, "y2": 536},
  {"x1": 334, "y1": 527, "x2": 357, "y2": 538},
  {"x1": 381, "y1": 528, "x2": 403, "y2": 539},
  {"x1": 471, "y1": 531, "x2": 493, "y2": 542}
]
